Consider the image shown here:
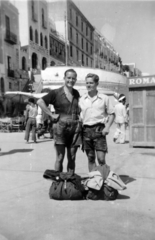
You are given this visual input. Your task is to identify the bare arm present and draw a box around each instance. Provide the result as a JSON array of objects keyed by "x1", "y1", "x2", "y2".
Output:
[
  {"x1": 102, "y1": 113, "x2": 115, "y2": 136},
  {"x1": 37, "y1": 99, "x2": 53, "y2": 119}
]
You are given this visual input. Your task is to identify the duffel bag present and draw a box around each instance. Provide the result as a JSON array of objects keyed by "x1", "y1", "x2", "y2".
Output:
[
  {"x1": 102, "y1": 183, "x2": 118, "y2": 201},
  {"x1": 46, "y1": 171, "x2": 86, "y2": 200},
  {"x1": 49, "y1": 179, "x2": 84, "y2": 200}
]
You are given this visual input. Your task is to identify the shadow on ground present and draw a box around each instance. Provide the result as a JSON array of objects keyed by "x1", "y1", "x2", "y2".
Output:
[
  {"x1": 119, "y1": 175, "x2": 136, "y2": 185},
  {"x1": 141, "y1": 153, "x2": 155, "y2": 156},
  {"x1": 0, "y1": 149, "x2": 33, "y2": 156},
  {"x1": 117, "y1": 194, "x2": 130, "y2": 200}
]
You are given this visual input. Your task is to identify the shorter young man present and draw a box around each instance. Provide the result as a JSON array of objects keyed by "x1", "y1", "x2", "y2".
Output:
[{"x1": 79, "y1": 73, "x2": 115, "y2": 172}]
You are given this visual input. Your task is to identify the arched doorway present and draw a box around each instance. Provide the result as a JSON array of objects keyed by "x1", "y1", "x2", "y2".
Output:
[
  {"x1": 42, "y1": 57, "x2": 47, "y2": 70},
  {"x1": 32, "y1": 53, "x2": 38, "y2": 69}
]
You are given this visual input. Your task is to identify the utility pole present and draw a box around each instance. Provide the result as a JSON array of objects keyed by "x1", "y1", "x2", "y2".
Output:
[{"x1": 64, "y1": 11, "x2": 68, "y2": 66}]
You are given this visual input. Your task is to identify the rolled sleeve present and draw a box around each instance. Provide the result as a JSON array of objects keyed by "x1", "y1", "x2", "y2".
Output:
[{"x1": 42, "y1": 90, "x2": 56, "y2": 106}]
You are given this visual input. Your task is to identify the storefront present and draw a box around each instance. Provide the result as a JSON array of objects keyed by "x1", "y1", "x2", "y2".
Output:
[{"x1": 129, "y1": 75, "x2": 155, "y2": 147}]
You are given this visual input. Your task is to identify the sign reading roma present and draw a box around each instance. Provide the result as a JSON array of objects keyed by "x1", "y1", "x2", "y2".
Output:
[{"x1": 129, "y1": 75, "x2": 155, "y2": 88}]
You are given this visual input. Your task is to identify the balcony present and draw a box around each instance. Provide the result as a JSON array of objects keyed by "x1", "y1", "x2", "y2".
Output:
[
  {"x1": 32, "y1": 12, "x2": 38, "y2": 22},
  {"x1": 42, "y1": 20, "x2": 47, "y2": 29},
  {"x1": 5, "y1": 31, "x2": 17, "y2": 45},
  {"x1": 8, "y1": 69, "x2": 14, "y2": 78},
  {"x1": 49, "y1": 49, "x2": 65, "y2": 63}
]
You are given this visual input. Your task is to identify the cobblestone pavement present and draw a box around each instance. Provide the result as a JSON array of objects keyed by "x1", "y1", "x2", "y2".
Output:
[{"x1": 0, "y1": 125, "x2": 155, "y2": 240}]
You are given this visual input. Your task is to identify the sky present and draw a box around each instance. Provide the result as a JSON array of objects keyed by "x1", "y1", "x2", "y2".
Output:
[{"x1": 74, "y1": 0, "x2": 155, "y2": 75}]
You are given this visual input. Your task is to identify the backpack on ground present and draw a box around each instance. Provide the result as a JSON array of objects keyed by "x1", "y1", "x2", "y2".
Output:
[
  {"x1": 43, "y1": 170, "x2": 86, "y2": 200},
  {"x1": 102, "y1": 183, "x2": 118, "y2": 201},
  {"x1": 105, "y1": 171, "x2": 127, "y2": 190},
  {"x1": 85, "y1": 184, "x2": 118, "y2": 201},
  {"x1": 84, "y1": 165, "x2": 120, "y2": 201}
]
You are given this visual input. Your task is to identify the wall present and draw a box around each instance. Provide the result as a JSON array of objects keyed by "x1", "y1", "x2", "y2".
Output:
[{"x1": 15, "y1": 0, "x2": 28, "y2": 46}]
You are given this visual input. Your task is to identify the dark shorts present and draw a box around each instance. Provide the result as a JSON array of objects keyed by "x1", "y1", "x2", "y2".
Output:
[
  {"x1": 83, "y1": 124, "x2": 108, "y2": 152},
  {"x1": 53, "y1": 119, "x2": 82, "y2": 147}
]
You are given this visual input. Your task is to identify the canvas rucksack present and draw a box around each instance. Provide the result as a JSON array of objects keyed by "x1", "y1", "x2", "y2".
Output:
[
  {"x1": 102, "y1": 183, "x2": 118, "y2": 201},
  {"x1": 86, "y1": 184, "x2": 118, "y2": 201},
  {"x1": 105, "y1": 171, "x2": 127, "y2": 191},
  {"x1": 43, "y1": 170, "x2": 86, "y2": 200}
]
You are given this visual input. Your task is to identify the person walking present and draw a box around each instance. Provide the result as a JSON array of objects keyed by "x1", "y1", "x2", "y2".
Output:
[
  {"x1": 24, "y1": 98, "x2": 38, "y2": 143},
  {"x1": 37, "y1": 69, "x2": 81, "y2": 173},
  {"x1": 79, "y1": 73, "x2": 115, "y2": 172},
  {"x1": 113, "y1": 94, "x2": 127, "y2": 144}
]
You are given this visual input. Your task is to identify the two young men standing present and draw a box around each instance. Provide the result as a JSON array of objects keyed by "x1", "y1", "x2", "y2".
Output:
[{"x1": 37, "y1": 69, "x2": 115, "y2": 173}]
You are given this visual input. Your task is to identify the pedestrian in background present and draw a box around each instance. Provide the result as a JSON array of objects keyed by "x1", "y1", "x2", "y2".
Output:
[
  {"x1": 113, "y1": 94, "x2": 127, "y2": 144},
  {"x1": 125, "y1": 103, "x2": 129, "y2": 129},
  {"x1": 36, "y1": 105, "x2": 43, "y2": 130},
  {"x1": 24, "y1": 98, "x2": 38, "y2": 143},
  {"x1": 79, "y1": 73, "x2": 115, "y2": 172},
  {"x1": 37, "y1": 69, "x2": 81, "y2": 173}
]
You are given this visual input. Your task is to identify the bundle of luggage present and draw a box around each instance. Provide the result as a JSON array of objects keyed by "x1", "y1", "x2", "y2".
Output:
[{"x1": 43, "y1": 165, "x2": 127, "y2": 201}]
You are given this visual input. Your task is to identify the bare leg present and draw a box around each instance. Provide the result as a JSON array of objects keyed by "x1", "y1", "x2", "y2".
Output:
[
  {"x1": 96, "y1": 151, "x2": 106, "y2": 166},
  {"x1": 54, "y1": 144, "x2": 65, "y2": 172},
  {"x1": 31, "y1": 119, "x2": 36, "y2": 142},
  {"x1": 67, "y1": 146, "x2": 78, "y2": 173},
  {"x1": 85, "y1": 149, "x2": 96, "y2": 172},
  {"x1": 24, "y1": 119, "x2": 31, "y2": 142}
]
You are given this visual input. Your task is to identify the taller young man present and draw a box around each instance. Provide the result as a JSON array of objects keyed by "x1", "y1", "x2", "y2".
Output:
[
  {"x1": 37, "y1": 69, "x2": 81, "y2": 173},
  {"x1": 79, "y1": 73, "x2": 115, "y2": 171}
]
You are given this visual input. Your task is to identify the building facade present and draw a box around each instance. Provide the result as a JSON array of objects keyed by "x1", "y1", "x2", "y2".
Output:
[
  {"x1": 94, "y1": 29, "x2": 120, "y2": 72},
  {"x1": 49, "y1": 19, "x2": 66, "y2": 66},
  {"x1": 0, "y1": 0, "x2": 20, "y2": 94},
  {"x1": 14, "y1": 0, "x2": 66, "y2": 73},
  {"x1": 15, "y1": 0, "x2": 49, "y2": 73},
  {"x1": 48, "y1": 0, "x2": 94, "y2": 67},
  {"x1": 122, "y1": 63, "x2": 142, "y2": 77}
]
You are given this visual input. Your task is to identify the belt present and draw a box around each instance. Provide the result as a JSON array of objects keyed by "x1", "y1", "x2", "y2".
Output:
[
  {"x1": 60, "y1": 114, "x2": 78, "y2": 121},
  {"x1": 84, "y1": 123, "x2": 104, "y2": 128}
]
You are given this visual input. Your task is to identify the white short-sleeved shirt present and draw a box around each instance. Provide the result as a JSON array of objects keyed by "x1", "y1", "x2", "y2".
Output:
[
  {"x1": 114, "y1": 102, "x2": 127, "y2": 124},
  {"x1": 79, "y1": 92, "x2": 114, "y2": 126}
]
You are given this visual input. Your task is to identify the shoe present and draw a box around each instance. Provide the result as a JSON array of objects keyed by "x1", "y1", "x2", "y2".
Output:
[{"x1": 34, "y1": 141, "x2": 37, "y2": 143}]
